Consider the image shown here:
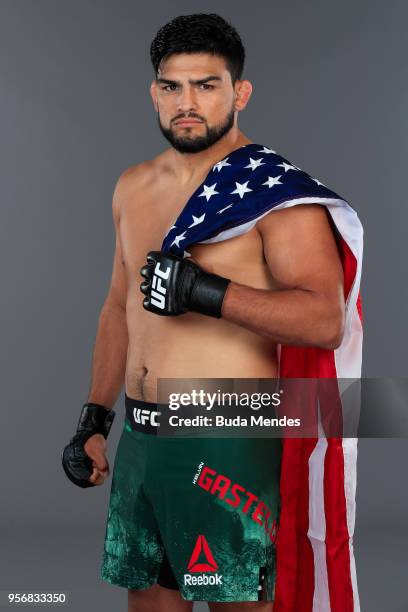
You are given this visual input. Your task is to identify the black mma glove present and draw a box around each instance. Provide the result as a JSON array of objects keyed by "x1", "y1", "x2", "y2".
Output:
[
  {"x1": 61, "y1": 403, "x2": 115, "y2": 488},
  {"x1": 140, "y1": 251, "x2": 230, "y2": 318}
]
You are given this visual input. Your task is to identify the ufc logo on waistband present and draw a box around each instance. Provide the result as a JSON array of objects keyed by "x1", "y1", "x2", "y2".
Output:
[
  {"x1": 150, "y1": 262, "x2": 171, "y2": 309},
  {"x1": 133, "y1": 408, "x2": 161, "y2": 427}
]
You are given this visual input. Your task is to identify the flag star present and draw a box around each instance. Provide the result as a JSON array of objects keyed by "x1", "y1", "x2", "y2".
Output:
[
  {"x1": 165, "y1": 224, "x2": 177, "y2": 235},
  {"x1": 231, "y1": 181, "x2": 252, "y2": 199},
  {"x1": 183, "y1": 250, "x2": 192, "y2": 258},
  {"x1": 188, "y1": 213, "x2": 206, "y2": 228},
  {"x1": 312, "y1": 177, "x2": 326, "y2": 187},
  {"x1": 244, "y1": 157, "x2": 265, "y2": 171},
  {"x1": 213, "y1": 157, "x2": 231, "y2": 172},
  {"x1": 258, "y1": 146, "x2": 276, "y2": 154},
  {"x1": 217, "y1": 204, "x2": 234, "y2": 214},
  {"x1": 263, "y1": 175, "x2": 283, "y2": 188},
  {"x1": 277, "y1": 162, "x2": 300, "y2": 173},
  {"x1": 170, "y1": 231, "x2": 187, "y2": 247},
  {"x1": 198, "y1": 183, "x2": 219, "y2": 201}
]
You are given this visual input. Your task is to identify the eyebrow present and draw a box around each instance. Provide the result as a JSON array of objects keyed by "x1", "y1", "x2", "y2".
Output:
[{"x1": 156, "y1": 75, "x2": 222, "y2": 86}]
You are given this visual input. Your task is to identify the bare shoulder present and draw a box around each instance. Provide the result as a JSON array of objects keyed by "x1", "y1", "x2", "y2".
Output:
[
  {"x1": 112, "y1": 150, "x2": 173, "y2": 219},
  {"x1": 256, "y1": 203, "x2": 334, "y2": 241},
  {"x1": 113, "y1": 160, "x2": 155, "y2": 204},
  {"x1": 256, "y1": 203, "x2": 342, "y2": 290},
  {"x1": 256, "y1": 203, "x2": 338, "y2": 248}
]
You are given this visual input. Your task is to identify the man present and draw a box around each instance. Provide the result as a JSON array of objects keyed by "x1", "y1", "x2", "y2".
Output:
[{"x1": 62, "y1": 13, "x2": 363, "y2": 612}]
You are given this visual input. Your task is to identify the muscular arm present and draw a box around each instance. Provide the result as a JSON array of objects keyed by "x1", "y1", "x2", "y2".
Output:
[
  {"x1": 86, "y1": 178, "x2": 129, "y2": 408},
  {"x1": 221, "y1": 205, "x2": 345, "y2": 350}
]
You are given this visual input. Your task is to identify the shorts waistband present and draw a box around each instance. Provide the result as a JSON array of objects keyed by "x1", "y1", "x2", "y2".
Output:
[{"x1": 125, "y1": 394, "x2": 166, "y2": 435}]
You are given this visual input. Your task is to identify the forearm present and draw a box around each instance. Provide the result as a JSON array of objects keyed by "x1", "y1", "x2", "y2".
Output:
[
  {"x1": 87, "y1": 301, "x2": 128, "y2": 408},
  {"x1": 221, "y1": 282, "x2": 344, "y2": 349}
]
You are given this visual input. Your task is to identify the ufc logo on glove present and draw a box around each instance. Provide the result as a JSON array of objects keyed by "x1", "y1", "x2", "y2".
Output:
[
  {"x1": 139, "y1": 251, "x2": 230, "y2": 317},
  {"x1": 150, "y1": 262, "x2": 171, "y2": 309}
]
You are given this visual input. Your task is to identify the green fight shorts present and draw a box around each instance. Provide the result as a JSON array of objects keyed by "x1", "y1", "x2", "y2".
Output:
[{"x1": 100, "y1": 395, "x2": 282, "y2": 602}]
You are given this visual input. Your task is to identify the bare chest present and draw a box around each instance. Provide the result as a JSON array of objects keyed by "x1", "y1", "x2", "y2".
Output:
[{"x1": 119, "y1": 186, "x2": 277, "y2": 291}]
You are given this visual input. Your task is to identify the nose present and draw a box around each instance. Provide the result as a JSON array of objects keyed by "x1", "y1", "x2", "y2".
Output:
[{"x1": 177, "y1": 85, "x2": 197, "y2": 113}]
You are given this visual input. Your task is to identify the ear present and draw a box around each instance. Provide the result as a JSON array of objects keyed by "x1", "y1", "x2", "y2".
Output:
[
  {"x1": 233, "y1": 80, "x2": 253, "y2": 111},
  {"x1": 150, "y1": 81, "x2": 158, "y2": 112}
]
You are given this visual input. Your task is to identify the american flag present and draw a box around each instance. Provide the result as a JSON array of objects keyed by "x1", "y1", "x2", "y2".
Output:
[{"x1": 162, "y1": 143, "x2": 363, "y2": 612}]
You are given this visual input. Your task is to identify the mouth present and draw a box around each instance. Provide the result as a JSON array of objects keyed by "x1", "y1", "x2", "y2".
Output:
[{"x1": 174, "y1": 119, "x2": 203, "y2": 127}]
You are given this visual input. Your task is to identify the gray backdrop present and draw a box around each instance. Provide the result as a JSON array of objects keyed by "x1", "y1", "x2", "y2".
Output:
[{"x1": 0, "y1": 1, "x2": 407, "y2": 610}]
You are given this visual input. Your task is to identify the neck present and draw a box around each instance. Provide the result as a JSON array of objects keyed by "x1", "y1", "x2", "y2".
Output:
[{"x1": 170, "y1": 129, "x2": 252, "y2": 185}]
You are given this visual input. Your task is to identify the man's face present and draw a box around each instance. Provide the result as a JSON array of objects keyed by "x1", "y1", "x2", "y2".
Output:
[{"x1": 151, "y1": 53, "x2": 238, "y2": 153}]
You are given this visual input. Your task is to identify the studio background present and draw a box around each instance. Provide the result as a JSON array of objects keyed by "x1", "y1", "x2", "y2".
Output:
[{"x1": 0, "y1": 1, "x2": 406, "y2": 610}]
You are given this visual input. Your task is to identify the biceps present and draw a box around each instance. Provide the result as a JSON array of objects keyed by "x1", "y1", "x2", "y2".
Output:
[{"x1": 261, "y1": 205, "x2": 344, "y2": 296}]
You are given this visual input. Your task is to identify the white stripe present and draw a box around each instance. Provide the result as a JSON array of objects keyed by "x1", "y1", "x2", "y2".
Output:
[
  {"x1": 341, "y1": 436, "x2": 361, "y2": 612},
  {"x1": 327, "y1": 206, "x2": 363, "y2": 339},
  {"x1": 198, "y1": 197, "x2": 351, "y2": 244},
  {"x1": 348, "y1": 537, "x2": 361, "y2": 612},
  {"x1": 308, "y1": 438, "x2": 331, "y2": 611},
  {"x1": 335, "y1": 310, "x2": 363, "y2": 378}
]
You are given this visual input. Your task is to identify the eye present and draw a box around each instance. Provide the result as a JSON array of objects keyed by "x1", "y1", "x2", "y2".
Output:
[
  {"x1": 199, "y1": 83, "x2": 215, "y2": 90},
  {"x1": 162, "y1": 84, "x2": 179, "y2": 92}
]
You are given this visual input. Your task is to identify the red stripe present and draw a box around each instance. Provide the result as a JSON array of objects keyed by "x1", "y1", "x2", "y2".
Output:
[
  {"x1": 274, "y1": 438, "x2": 302, "y2": 610},
  {"x1": 356, "y1": 293, "x2": 363, "y2": 323},
  {"x1": 339, "y1": 237, "x2": 356, "y2": 300},
  {"x1": 294, "y1": 438, "x2": 316, "y2": 611},
  {"x1": 339, "y1": 235, "x2": 363, "y2": 325}
]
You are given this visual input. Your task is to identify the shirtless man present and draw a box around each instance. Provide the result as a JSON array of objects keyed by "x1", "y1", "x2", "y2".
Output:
[{"x1": 62, "y1": 13, "x2": 345, "y2": 612}]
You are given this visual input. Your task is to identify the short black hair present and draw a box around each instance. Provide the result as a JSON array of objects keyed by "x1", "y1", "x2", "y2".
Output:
[{"x1": 150, "y1": 13, "x2": 245, "y2": 83}]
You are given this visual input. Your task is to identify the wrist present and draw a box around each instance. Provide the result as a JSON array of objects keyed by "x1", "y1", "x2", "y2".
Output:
[
  {"x1": 76, "y1": 402, "x2": 115, "y2": 439},
  {"x1": 189, "y1": 271, "x2": 231, "y2": 318},
  {"x1": 218, "y1": 281, "x2": 243, "y2": 320}
]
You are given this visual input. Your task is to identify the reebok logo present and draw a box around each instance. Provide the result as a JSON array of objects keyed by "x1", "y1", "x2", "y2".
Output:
[
  {"x1": 188, "y1": 535, "x2": 218, "y2": 572},
  {"x1": 150, "y1": 262, "x2": 171, "y2": 309},
  {"x1": 183, "y1": 535, "x2": 223, "y2": 586},
  {"x1": 133, "y1": 407, "x2": 160, "y2": 427}
]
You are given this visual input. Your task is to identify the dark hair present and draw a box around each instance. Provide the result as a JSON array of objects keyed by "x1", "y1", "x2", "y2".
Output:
[{"x1": 150, "y1": 13, "x2": 245, "y2": 83}]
